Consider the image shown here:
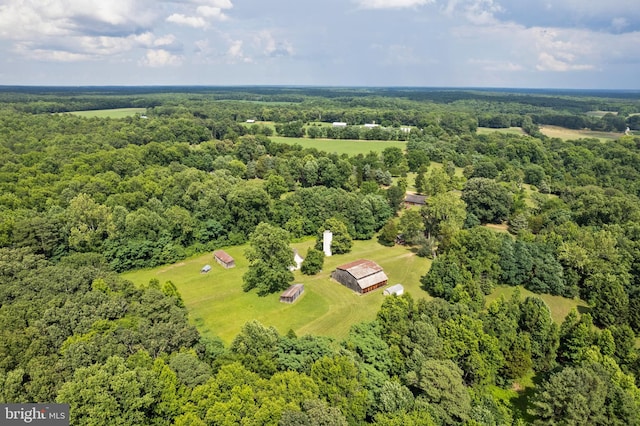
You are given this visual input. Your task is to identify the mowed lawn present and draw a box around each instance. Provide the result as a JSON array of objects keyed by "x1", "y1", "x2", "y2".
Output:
[
  {"x1": 270, "y1": 136, "x2": 407, "y2": 155},
  {"x1": 122, "y1": 239, "x2": 432, "y2": 344},
  {"x1": 67, "y1": 108, "x2": 146, "y2": 118}
]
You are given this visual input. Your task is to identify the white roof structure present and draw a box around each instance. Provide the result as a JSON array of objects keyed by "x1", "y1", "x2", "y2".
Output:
[
  {"x1": 332, "y1": 122, "x2": 347, "y2": 127},
  {"x1": 289, "y1": 249, "x2": 304, "y2": 271},
  {"x1": 384, "y1": 284, "x2": 404, "y2": 296}
]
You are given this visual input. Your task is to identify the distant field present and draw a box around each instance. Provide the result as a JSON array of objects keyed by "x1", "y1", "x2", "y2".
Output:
[
  {"x1": 270, "y1": 136, "x2": 407, "y2": 155},
  {"x1": 585, "y1": 110, "x2": 618, "y2": 117},
  {"x1": 486, "y1": 285, "x2": 588, "y2": 324},
  {"x1": 240, "y1": 120, "x2": 276, "y2": 130},
  {"x1": 477, "y1": 127, "x2": 526, "y2": 136},
  {"x1": 540, "y1": 125, "x2": 622, "y2": 141},
  {"x1": 67, "y1": 108, "x2": 146, "y2": 118},
  {"x1": 122, "y1": 238, "x2": 432, "y2": 344}
]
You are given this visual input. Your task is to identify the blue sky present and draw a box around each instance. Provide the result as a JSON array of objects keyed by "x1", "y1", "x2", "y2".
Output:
[{"x1": 0, "y1": 0, "x2": 638, "y2": 89}]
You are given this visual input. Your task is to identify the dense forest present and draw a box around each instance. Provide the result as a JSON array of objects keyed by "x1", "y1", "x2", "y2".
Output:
[{"x1": 2, "y1": 86, "x2": 640, "y2": 425}]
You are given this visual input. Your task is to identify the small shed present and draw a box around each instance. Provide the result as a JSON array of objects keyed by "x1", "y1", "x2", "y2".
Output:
[
  {"x1": 290, "y1": 249, "x2": 304, "y2": 271},
  {"x1": 246, "y1": 119, "x2": 256, "y2": 123},
  {"x1": 332, "y1": 259, "x2": 388, "y2": 294},
  {"x1": 280, "y1": 284, "x2": 304, "y2": 303},
  {"x1": 201, "y1": 264, "x2": 212, "y2": 273},
  {"x1": 213, "y1": 250, "x2": 235, "y2": 269},
  {"x1": 384, "y1": 284, "x2": 404, "y2": 296},
  {"x1": 404, "y1": 194, "x2": 426, "y2": 207}
]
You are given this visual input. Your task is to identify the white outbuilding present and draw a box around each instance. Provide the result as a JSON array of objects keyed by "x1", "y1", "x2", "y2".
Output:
[{"x1": 383, "y1": 284, "x2": 404, "y2": 296}]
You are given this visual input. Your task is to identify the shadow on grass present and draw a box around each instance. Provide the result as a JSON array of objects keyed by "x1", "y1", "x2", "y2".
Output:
[
  {"x1": 510, "y1": 372, "x2": 544, "y2": 423},
  {"x1": 577, "y1": 305, "x2": 591, "y2": 315}
]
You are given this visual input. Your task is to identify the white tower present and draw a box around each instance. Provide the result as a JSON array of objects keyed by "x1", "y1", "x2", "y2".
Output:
[{"x1": 323, "y1": 230, "x2": 333, "y2": 257}]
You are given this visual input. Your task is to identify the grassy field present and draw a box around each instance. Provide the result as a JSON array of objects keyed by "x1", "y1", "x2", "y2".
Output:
[
  {"x1": 122, "y1": 239, "x2": 432, "y2": 344},
  {"x1": 539, "y1": 125, "x2": 622, "y2": 142},
  {"x1": 270, "y1": 136, "x2": 407, "y2": 155},
  {"x1": 486, "y1": 285, "x2": 588, "y2": 324},
  {"x1": 585, "y1": 110, "x2": 618, "y2": 117},
  {"x1": 67, "y1": 108, "x2": 146, "y2": 118},
  {"x1": 477, "y1": 127, "x2": 526, "y2": 136}
]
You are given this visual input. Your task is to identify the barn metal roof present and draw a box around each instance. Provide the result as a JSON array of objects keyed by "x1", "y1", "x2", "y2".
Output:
[
  {"x1": 358, "y1": 271, "x2": 389, "y2": 289},
  {"x1": 336, "y1": 259, "x2": 383, "y2": 279},
  {"x1": 213, "y1": 250, "x2": 234, "y2": 264},
  {"x1": 281, "y1": 283, "x2": 304, "y2": 298}
]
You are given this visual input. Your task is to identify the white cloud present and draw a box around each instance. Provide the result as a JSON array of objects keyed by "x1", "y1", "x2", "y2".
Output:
[
  {"x1": 0, "y1": 0, "x2": 234, "y2": 62},
  {"x1": 166, "y1": 13, "x2": 208, "y2": 28},
  {"x1": 254, "y1": 30, "x2": 293, "y2": 57},
  {"x1": 197, "y1": 6, "x2": 230, "y2": 20},
  {"x1": 14, "y1": 43, "x2": 94, "y2": 62},
  {"x1": 0, "y1": 0, "x2": 157, "y2": 39},
  {"x1": 226, "y1": 39, "x2": 252, "y2": 63},
  {"x1": 536, "y1": 51, "x2": 593, "y2": 72},
  {"x1": 139, "y1": 49, "x2": 183, "y2": 67},
  {"x1": 353, "y1": 0, "x2": 434, "y2": 9}
]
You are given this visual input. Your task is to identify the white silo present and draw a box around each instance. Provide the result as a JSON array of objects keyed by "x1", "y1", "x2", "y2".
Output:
[{"x1": 323, "y1": 230, "x2": 333, "y2": 257}]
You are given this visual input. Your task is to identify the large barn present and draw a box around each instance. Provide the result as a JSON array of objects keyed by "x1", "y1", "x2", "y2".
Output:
[{"x1": 332, "y1": 259, "x2": 388, "y2": 294}]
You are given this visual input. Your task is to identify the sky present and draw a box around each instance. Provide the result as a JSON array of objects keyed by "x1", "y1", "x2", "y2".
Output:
[{"x1": 0, "y1": 0, "x2": 638, "y2": 89}]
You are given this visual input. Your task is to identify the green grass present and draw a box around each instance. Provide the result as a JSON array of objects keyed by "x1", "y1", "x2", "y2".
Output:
[
  {"x1": 477, "y1": 127, "x2": 526, "y2": 136},
  {"x1": 270, "y1": 136, "x2": 407, "y2": 155},
  {"x1": 486, "y1": 285, "x2": 589, "y2": 324},
  {"x1": 585, "y1": 110, "x2": 618, "y2": 117},
  {"x1": 539, "y1": 125, "x2": 622, "y2": 142},
  {"x1": 67, "y1": 108, "x2": 146, "y2": 118},
  {"x1": 122, "y1": 239, "x2": 431, "y2": 344},
  {"x1": 240, "y1": 121, "x2": 277, "y2": 131}
]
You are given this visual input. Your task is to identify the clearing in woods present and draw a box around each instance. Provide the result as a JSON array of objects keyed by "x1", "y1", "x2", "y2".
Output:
[
  {"x1": 67, "y1": 108, "x2": 146, "y2": 118},
  {"x1": 122, "y1": 238, "x2": 431, "y2": 344}
]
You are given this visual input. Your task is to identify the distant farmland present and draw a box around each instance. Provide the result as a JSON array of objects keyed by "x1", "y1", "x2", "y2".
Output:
[
  {"x1": 67, "y1": 108, "x2": 146, "y2": 118},
  {"x1": 270, "y1": 136, "x2": 407, "y2": 155},
  {"x1": 539, "y1": 125, "x2": 622, "y2": 141}
]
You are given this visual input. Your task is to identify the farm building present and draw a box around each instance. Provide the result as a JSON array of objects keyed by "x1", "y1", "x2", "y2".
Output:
[
  {"x1": 384, "y1": 284, "x2": 404, "y2": 296},
  {"x1": 280, "y1": 284, "x2": 304, "y2": 303},
  {"x1": 404, "y1": 194, "x2": 426, "y2": 207},
  {"x1": 213, "y1": 250, "x2": 235, "y2": 269},
  {"x1": 290, "y1": 249, "x2": 304, "y2": 271},
  {"x1": 201, "y1": 264, "x2": 212, "y2": 273},
  {"x1": 332, "y1": 259, "x2": 388, "y2": 294},
  {"x1": 332, "y1": 122, "x2": 347, "y2": 127}
]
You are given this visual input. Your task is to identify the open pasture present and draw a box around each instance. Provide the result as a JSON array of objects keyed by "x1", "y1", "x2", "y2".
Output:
[
  {"x1": 539, "y1": 125, "x2": 622, "y2": 142},
  {"x1": 486, "y1": 285, "x2": 588, "y2": 324},
  {"x1": 67, "y1": 108, "x2": 146, "y2": 118},
  {"x1": 122, "y1": 239, "x2": 431, "y2": 344},
  {"x1": 270, "y1": 136, "x2": 407, "y2": 155},
  {"x1": 477, "y1": 127, "x2": 526, "y2": 136}
]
